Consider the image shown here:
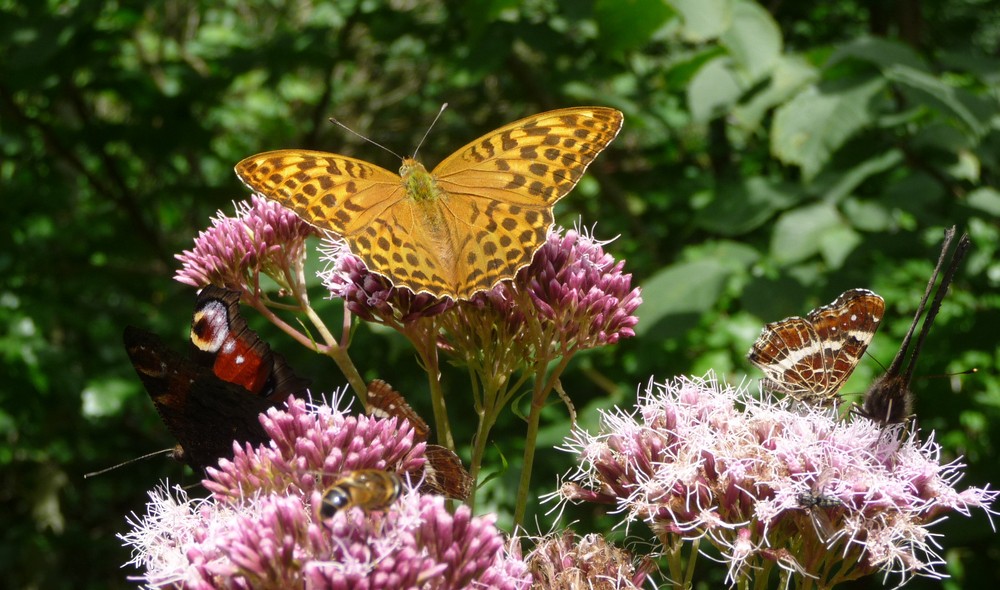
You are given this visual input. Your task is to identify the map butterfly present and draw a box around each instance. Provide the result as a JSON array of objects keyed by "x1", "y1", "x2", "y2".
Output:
[
  {"x1": 748, "y1": 289, "x2": 885, "y2": 406},
  {"x1": 366, "y1": 379, "x2": 473, "y2": 501}
]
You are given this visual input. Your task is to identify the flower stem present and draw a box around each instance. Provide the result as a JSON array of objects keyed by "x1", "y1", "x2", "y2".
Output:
[{"x1": 513, "y1": 355, "x2": 571, "y2": 526}]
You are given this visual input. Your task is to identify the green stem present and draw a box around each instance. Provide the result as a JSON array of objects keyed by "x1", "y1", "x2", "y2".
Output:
[
  {"x1": 417, "y1": 333, "x2": 455, "y2": 452},
  {"x1": 466, "y1": 389, "x2": 493, "y2": 512},
  {"x1": 682, "y1": 537, "x2": 699, "y2": 589},
  {"x1": 512, "y1": 355, "x2": 571, "y2": 526},
  {"x1": 248, "y1": 295, "x2": 366, "y2": 404}
]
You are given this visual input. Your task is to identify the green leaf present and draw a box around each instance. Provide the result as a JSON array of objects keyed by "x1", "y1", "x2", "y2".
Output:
[
  {"x1": 733, "y1": 55, "x2": 818, "y2": 131},
  {"x1": 770, "y1": 202, "x2": 844, "y2": 265},
  {"x1": 667, "y1": 0, "x2": 733, "y2": 42},
  {"x1": 818, "y1": 224, "x2": 862, "y2": 269},
  {"x1": 595, "y1": 0, "x2": 676, "y2": 54},
  {"x1": 719, "y1": 0, "x2": 781, "y2": 82},
  {"x1": 841, "y1": 197, "x2": 894, "y2": 232},
  {"x1": 967, "y1": 187, "x2": 1000, "y2": 217},
  {"x1": 885, "y1": 64, "x2": 993, "y2": 137},
  {"x1": 771, "y1": 76, "x2": 885, "y2": 180},
  {"x1": 636, "y1": 257, "x2": 733, "y2": 336},
  {"x1": 688, "y1": 56, "x2": 743, "y2": 122},
  {"x1": 694, "y1": 176, "x2": 801, "y2": 236},
  {"x1": 820, "y1": 148, "x2": 904, "y2": 204},
  {"x1": 828, "y1": 36, "x2": 926, "y2": 72},
  {"x1": 81, "y1": 378, "x2": 133, "y2": 418}
]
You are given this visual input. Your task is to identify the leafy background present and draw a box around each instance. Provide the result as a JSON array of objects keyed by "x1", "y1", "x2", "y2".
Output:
[{"x1": 2, "y1": 0, "x2": 998, "y2": 588}]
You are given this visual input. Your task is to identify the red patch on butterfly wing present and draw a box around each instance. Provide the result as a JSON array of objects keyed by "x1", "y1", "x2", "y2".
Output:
[{"x1": 190, "y1": 286, "x2": 308, "y2": 400}]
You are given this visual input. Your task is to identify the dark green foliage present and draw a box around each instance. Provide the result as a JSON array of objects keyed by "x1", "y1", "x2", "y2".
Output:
[{"x1": 1, "y1": 1, "x2": 997, "y2": 588}]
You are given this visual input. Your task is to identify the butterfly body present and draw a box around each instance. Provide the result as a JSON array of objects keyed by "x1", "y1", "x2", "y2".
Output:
[
  {"x1": 401, "y1": 159, "x2": 440, "y2": 203},
  {"x1": 861, "y1": 373, "x2": 914, "y2": 426},
  {"x1": 236, "y1": 107, "x2": 623, "y2": 299}
]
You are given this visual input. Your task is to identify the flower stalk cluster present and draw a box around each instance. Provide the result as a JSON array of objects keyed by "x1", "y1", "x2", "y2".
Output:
[
  {"x1": 173, "y1": 197, "x2": 642, "y2": 523},
  {"x1": 321, "y1": 227, "x2": 641, "y2": 521}
]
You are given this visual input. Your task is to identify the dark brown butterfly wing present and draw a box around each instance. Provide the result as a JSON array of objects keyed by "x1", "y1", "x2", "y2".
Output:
[
  {"x1": 861, "y1": 228, "x2": 971, "y2": 426},
  {"x1": 124, "y1": 326, "x2": 277, "y2": 471},
  {"x1": 125, "y1": 286, "x2": 308, "y2": 471}
]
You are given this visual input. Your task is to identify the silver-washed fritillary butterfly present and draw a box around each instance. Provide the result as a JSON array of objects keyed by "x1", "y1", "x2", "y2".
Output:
[{"x1": 234, "y1": 107, "x2": 623, "y2": 300}]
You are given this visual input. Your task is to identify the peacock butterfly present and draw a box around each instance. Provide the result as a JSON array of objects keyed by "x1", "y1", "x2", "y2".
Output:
[{"x1": 124, "y1": 286, "x2": 309, "y2": 471}]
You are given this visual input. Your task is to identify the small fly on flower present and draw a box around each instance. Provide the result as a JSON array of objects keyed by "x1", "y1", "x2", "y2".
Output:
[
  {"x1": 316, "y1": 469, "x2": 403, "y2": 521},
  {"x1": 796, "y1": 468, "x2": 843, "y2": 541}
]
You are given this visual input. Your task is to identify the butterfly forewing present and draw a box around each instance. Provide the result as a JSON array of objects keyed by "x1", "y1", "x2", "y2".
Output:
[
  {"x1": 432, "y1": 107, "x2": 624, "y2": 207},
  {"x1": 235, "y1": 106, "x2": 623, "y2": 300},
  {"x1": 806, "y1": 290, "x2": 886, "y2": 394},
  {"x1": 366, "y1": 378, "x2": 430, "y2": 440},
  {"x1": 365, "y1": 379, "x2": 473, "y2": 501},
  {"x1": 235, "y1": 151, "x2": 404, "y2": 237}
]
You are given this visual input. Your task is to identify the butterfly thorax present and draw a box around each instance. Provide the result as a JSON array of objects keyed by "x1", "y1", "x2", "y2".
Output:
[
  {"x1": 400, "y1": 159, "x2": 442, "y2": 203},
  {"x1": 400, "y1": 158, "x2": 452, "y2": 251}
]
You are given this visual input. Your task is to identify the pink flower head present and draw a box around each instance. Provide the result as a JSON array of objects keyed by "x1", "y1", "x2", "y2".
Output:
[
  {"x1": 121, "y1": 397, "x2": 530, "y2": 589},
  {"x1": 121, "y1": 486, "x2": 529, "y2": 589},
  {"x1": 512, "y1": 227, "x2": 642, "y2": 351},
  {"x1": 524, "y1": 529, "x2": 655, "y2": 589},
  {"x1": 175, "y1": 196, "x2": 314, "y2": 290},
  {"x1": 320, "y1": 240, "x2": 455, "y2": 323},
  {"x1": 204, "y1": 396, "x2": 426, "y2": 502},
  {"x1": 556, "y1": 373, "x2": 998, "y2": 586},
  {"x1": 439, "y1": 227, "x2": 641, "y2": 372}
]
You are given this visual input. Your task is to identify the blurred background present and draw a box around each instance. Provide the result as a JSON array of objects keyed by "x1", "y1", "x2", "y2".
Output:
[{"x1": 2, "y1": 1, "x2": 998, "y2": 588}]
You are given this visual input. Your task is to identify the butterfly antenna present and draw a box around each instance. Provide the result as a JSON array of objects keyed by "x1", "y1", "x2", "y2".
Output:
[
  {"x1": 83, "y1": 447, "x2": 176, "y2": 478},
  {"x1": 412, "y1": 103, "x2": 449, "y2": 160},
  {"x1": 328, "y1": 116, "x2": 403, "y2": 161},
  {"x1": 922, "y1": 367, "x2": 978, "y2": 380}
]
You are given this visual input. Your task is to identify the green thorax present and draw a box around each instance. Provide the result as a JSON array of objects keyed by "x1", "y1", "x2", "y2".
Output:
[{"x1": 400, "y1": 158, "x2": 441, "y2": 202}]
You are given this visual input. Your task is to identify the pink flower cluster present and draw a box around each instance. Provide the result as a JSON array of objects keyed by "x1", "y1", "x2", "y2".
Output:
[
  {"x1": 175, "y1": 196, "x2": 314, "y2": 290},
  {"x1": 556, "y1": 373, "x2": 997, "y2": 586},
  {"x1": 524, "y1": 529, "x2": 655, "y2": 590},
  {"x1": 120, "y1": 397, "x2": 530, "y2": 589}
]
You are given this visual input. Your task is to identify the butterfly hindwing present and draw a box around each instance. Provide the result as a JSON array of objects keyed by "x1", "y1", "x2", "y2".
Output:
[
  {"x1": 124, "y1": 326, "x2": 275, "y2": 470},
  {"x1": 365, "y1": 379, "x2": 473, "y2": 500}
]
